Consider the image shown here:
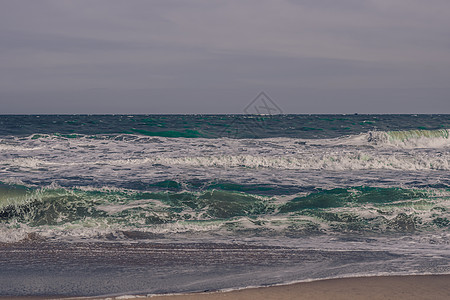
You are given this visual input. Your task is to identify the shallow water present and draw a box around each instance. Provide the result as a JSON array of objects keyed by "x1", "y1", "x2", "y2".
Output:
[{"x1": 1, "y1": 236, "x2": 448, "y2": 297}]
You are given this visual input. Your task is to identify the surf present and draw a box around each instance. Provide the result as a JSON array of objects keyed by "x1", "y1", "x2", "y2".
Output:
[{"x1": 1, "y1": 183, "x2": 448, "y2": 243}]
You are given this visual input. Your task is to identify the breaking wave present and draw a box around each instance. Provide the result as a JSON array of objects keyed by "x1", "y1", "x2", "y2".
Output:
[
  {"x1": 1, "y1": 129, "x2": 449, "y2": 173},
  {"x1": 1, "y1": 182, "x2": 448, "y2": 242},
  {"x1": 366, "y1": 129, "x2": 450, "y2": 148}
]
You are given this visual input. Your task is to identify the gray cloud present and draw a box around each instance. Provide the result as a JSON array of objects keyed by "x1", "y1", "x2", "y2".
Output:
[{"x1": 1, "y1": 0, "x2": 449, "y2": 113}]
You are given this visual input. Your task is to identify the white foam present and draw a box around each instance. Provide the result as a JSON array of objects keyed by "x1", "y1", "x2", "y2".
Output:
[
  {"x1": 0, "y1": 223, "x2": 28, "y2": 243},
  {"x1": 0, "y1": 132, "x2": 449, "y2": 196}
]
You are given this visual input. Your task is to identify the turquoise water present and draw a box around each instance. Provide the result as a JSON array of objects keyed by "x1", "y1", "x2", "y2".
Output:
[{"x1": 0, "y1": 183, "x2": 448, "y2": 237}]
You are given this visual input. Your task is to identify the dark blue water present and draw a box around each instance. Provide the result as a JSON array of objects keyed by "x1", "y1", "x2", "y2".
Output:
[{"x1": 1, "y1": 114, "x2": 449, "y2": 138}]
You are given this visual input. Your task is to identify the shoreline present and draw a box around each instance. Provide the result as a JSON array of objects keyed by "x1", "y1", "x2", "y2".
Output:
[
  {"x1": 6, "y1": 274, "x2": 446, "y2": 300},
  {"x1": 1, "y1": 240, "x2": 449, "y2": 299}
]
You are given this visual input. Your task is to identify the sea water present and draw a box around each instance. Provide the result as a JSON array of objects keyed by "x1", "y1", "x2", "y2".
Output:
[{"x1": 0, "y1": 115, "x2": 449, "y2": 296}]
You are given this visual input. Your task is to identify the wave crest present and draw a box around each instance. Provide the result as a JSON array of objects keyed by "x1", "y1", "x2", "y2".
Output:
[{"x1": 366, "y1": 129, "x2": 450, "y2": 148}]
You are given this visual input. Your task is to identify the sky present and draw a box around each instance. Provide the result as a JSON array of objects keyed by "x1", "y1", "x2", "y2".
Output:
[{"x1": 1, "y1": 0, "x2": 450, "y2": 114}]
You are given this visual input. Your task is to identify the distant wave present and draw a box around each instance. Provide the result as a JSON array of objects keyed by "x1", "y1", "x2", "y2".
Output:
[
  {"x1": 136, "y1": 152, "x2": 450, "y2": 171},
  {"x1": 10, "y1": 128, "x2": 449, "y2": 147},
  {"x1": 366, "y1": 129, "x2": 450, "y2": 148},
  {"x1": 2, "y1": 150, "x2": 449, "y2": 171},
  {"x1": 302, "y1": 129, "x2": 450, "y2": 149}
]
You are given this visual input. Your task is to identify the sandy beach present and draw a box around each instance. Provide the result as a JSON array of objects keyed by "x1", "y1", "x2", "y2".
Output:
[
  {"x1": 58, "y1": 274, "x2": 449, "y2": 300},
  {"x1": 2, "y1": 275, "x2": 450, "y2": 300}
]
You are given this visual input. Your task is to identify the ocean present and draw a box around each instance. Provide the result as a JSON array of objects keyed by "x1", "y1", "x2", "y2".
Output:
[{"x1": 0, "y1": 114, "x2": 449, "y2": 297}]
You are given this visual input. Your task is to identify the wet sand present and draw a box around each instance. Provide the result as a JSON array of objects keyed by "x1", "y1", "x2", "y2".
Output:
[{"x1": 137, "y1": 275, "x2": 450, "y2": 300}]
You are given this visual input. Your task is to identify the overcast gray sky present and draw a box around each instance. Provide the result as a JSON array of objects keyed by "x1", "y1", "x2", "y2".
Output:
[{"x1": 1, "y1": 0, "x2": 449, "y2": 113}]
